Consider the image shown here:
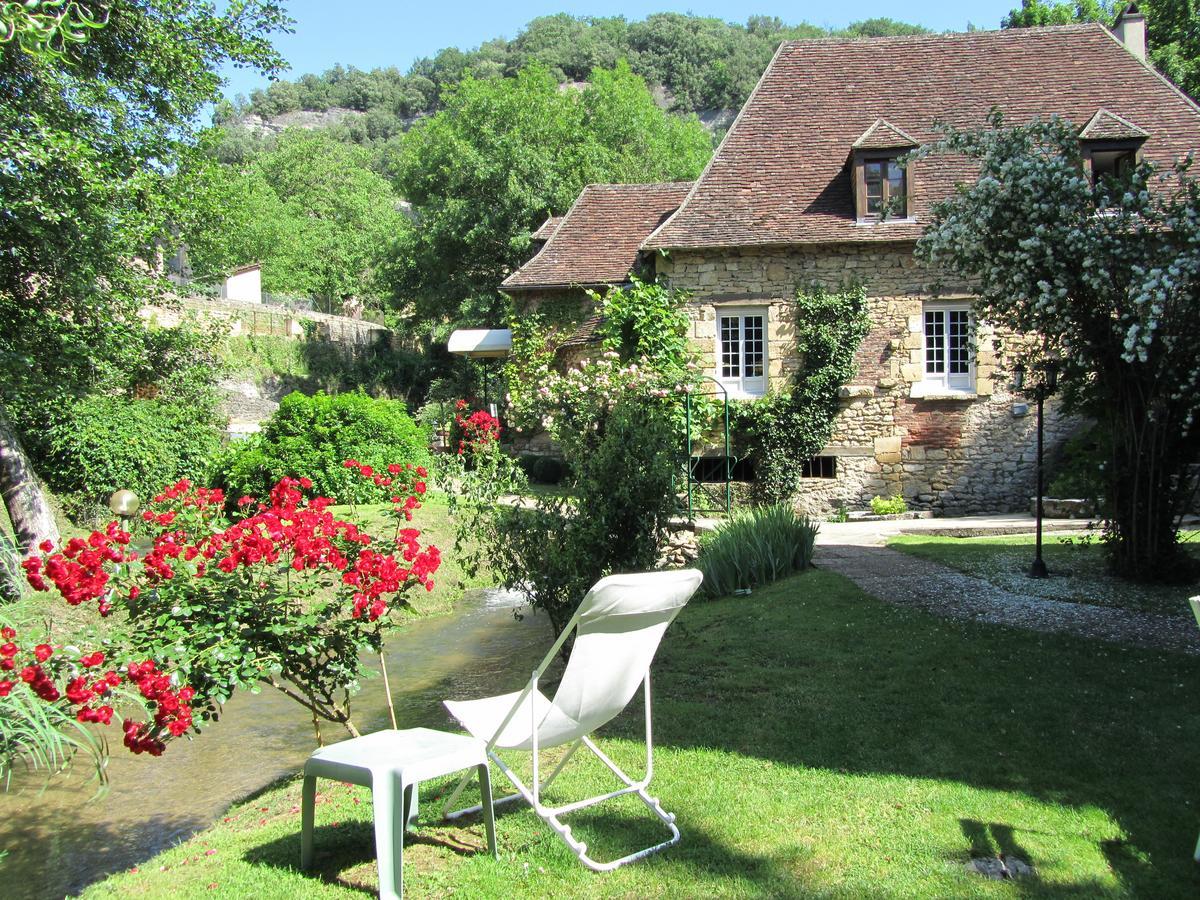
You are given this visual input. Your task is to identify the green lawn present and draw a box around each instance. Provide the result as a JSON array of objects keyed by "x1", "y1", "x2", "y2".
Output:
[
  {"x1": 82, "y1": 569, "x2": 1200, "y2": 898},
  {"x1": 888, "y1": 532, "x2": 1200, "y2": 619}
]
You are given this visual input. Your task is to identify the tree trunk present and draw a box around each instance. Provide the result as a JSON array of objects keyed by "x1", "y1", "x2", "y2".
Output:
[
  {"x1": 0, "y1": 404, "x2": 59, "y2": 565},
  {"x1": 1105, "y1": 385, "x2": 1188, "y2": 580}
]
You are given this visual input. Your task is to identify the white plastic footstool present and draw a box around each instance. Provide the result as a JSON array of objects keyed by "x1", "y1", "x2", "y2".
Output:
[{"x1": 300, "y1": 727, "x2": 497, "y2": 899}]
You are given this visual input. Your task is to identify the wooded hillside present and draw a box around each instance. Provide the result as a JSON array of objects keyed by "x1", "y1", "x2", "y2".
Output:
[{"x1": 218, "y1": 13, "x2": 930, "y2": 145}]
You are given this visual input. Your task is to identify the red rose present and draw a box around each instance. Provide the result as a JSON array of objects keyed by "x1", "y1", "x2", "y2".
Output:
[
  {"x1": 33, "y1": 644, "x2": 52, "y2": 663},
  {"x1": 0, "y1": 680, "x2": 13, "y2": 697}
]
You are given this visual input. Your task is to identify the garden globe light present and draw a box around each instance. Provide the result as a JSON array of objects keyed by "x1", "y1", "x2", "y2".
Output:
[{"x1": 108, "y1": 489, "x2": 140, "y2": 520}]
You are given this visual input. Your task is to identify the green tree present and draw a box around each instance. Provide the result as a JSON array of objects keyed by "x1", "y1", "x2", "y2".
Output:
[
  {"x1": 0, "y1": 1, "x2": 287, "y2": 565},
  {"x1": 915, "y1": 114, "x2": 1200, "y2": 579},
  {"x1": 181, "y1": 129, "x2": 405, "y2": 306},
  {"x1": 383, "y1": 62, "x2": 712, "y2": 324},
  {"x1": 1001, "y1": 0, "x2": 1116, "y2": 26},
  {"x1": 234, "y1": 12, "x2": 931, "y2": 129},
  {"x1": 1002, "y1": 1, "x2": 1200, "y2": 99}
]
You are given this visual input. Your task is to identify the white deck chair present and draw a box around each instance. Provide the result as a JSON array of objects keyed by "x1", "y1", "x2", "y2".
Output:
[{"x1": 440, "y1": 568, "x2": 702, "y2": 872}]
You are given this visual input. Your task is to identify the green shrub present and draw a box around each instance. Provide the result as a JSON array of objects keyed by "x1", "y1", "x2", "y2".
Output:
[
  {"x1": 518, "y1": 454, "x2": 569, "y2": 485},
  {"x1": 43, "y1": 395, "x2": 222, "y2": 518},
  {"x1": 696, "y1": 505, "x2": 818, "y2": 599},
  {"x1": 479, "y1": 399, "x2": 679, "y2": 635},
  {"x1": 212, "y1": 391, "x2": 430, "y2": 503},
  {"x1": 870, "y1": 494, "x2": 908, "y2": 516}
]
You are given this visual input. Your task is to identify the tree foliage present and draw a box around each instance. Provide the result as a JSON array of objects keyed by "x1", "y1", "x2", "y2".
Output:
[
  {"x1": 1002, "y1": 0, "x2": 1200, "y2": 99},
  {"x1": 0, "y1": 1, "x2": 287, "y2": 554},
  {"x1": 381, "y1": 63, "x2": 713, "y2": 324},
  {"x1": 915, "y1": 113, "x2": 1200, "y2": 579},
  {"x1": 231, "y1": 12, "x2": 930, "y2": 140},
  {"x1": 179, "y1": 129, "x2": 405, "y2": 303},
  {"x1": 0, "y1": 3, "x2": 287, "y2": 435}
]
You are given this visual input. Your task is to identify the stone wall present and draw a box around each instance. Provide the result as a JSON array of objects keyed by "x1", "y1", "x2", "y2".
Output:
[
  {"x1": 142, "y1": 294, "x2": 389, "y2": 347},
  {"x1": 658, "y1": 243, "x2": 1081, "y2": 516}
]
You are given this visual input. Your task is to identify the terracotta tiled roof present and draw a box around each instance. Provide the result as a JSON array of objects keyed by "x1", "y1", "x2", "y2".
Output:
[
  {"x1": 531, "y1": 215, "x2": 564, "y2": 241},
  {"x1": 644, "y1": 25, "x2": 1200, "y2": 250},
  {"x1": 503, "y1": 182, "x2": 693, "y2": 289},
  {"x1": 1079, "y1": 108, "x2": 1149, "y2": 140}
]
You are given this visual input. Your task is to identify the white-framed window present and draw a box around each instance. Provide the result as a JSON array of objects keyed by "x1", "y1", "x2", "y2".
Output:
[
  {"x1": 921, "y1": 303, "x2": 973, "y2": 393},
  {"x1": 716, "y1": 307, "x2": 767, "y2": 398}
]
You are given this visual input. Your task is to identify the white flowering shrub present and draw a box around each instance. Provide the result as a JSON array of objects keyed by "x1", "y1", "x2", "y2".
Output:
[{"x1": 916, "y1": 112, "x2": 1200, "y2": 579}]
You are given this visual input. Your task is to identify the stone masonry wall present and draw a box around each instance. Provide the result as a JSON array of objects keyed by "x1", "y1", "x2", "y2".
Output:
[{"x1": 658, "y1": 243, "x2": 1081, "y2": 516}]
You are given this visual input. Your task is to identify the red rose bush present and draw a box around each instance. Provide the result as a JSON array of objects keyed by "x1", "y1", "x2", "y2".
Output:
[{"x1": 12, "y1": 462, "x2": 439, "y2": 753}]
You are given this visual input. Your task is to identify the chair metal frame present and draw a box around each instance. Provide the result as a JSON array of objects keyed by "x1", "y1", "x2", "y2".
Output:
[{"x1": 440, "y1": 590, "x2": 683, "y2": 872}]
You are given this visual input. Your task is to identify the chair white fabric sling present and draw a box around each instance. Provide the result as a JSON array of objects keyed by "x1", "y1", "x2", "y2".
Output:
[{"x1": 440, "y1": 568, "x2": 703, "y2": 872}]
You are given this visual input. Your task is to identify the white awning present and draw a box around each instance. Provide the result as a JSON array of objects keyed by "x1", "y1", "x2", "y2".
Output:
[{"x1": 447, "y1": 328, "x2": 513, "y2": 358}]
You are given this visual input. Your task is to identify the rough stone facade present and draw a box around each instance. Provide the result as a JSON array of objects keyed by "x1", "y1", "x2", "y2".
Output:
[{"x1": 658, "y1": 242, "x2": 1081, "y2": 516}]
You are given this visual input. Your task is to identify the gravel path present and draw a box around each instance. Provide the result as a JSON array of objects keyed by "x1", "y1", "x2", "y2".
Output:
[{"x1": 817, "y1": 542, "x2": 1200, "y2": 655}]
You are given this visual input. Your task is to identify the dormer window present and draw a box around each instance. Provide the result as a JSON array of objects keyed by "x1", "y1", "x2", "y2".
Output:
[
  {"x1": 1078, "y1": 109, "x2": 1148, "y2": 186},
  {"x1": 1084, "y1": 141, "x2": 1141, "y2": 184},
  {"x1": 851, "y1": 119, "x2": 918, "y2": 223},
  {"x1": 861, "y1": 156, "x2": 906, "y2": 219}
]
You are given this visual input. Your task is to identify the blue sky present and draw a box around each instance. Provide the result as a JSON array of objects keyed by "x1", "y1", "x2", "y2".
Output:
[{"x1": 220, "y1": 0, "x2": 1021, "y2": 101}]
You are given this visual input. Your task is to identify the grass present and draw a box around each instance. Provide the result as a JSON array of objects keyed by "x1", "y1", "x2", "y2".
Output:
[
  {"x1": 80, "y1": 568, "x2": 1200, "y2": 898},
  {"x1": 889, "y1": 532, "x2": 1200, "y2": 619}
]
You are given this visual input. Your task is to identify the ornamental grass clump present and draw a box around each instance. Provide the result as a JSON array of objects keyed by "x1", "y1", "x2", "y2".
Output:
[
  {"x1": 696, "y1": 505, "x2": 818, "y2": 599},
  {"x1": 11, "y1": 461, "x2": 439, "y2": 761}
]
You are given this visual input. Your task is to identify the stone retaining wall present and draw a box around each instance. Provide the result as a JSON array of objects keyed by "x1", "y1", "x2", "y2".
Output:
[
  {"x1": 142, "y1": 294, "x2": 389, "y2": 347},
  {"x1": 658, "y1": 242, "x2": 1082, "y2": 516}
]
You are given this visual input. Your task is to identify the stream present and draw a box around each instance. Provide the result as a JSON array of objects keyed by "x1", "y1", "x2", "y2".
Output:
[{"x1": 0, "y1": 588, "x2": 553, "y2": 899}]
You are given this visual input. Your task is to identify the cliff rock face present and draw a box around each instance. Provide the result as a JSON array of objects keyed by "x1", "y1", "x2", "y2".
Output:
[{"x1": 232, "y1": 107, "x2": 367, "y2": 136}]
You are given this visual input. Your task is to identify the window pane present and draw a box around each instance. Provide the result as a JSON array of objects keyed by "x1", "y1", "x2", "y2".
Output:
[
  {"x1": 720, "y1": 316, "x2": 740, "y2": 378},
  {"x1": 742, "y1": 315, "x2": 764, "y2": 377},
  {"x1": 887, "y1": 160, "x2": 906, "y2": 216},
  {"x1": 948, "y1": 310, "x2": 970, "y2": 375},
  {"x1": 1092, "y1": 148, "x2": 1136, "y2": 181},
  {"x1": 924, "y1": 310, "x2": 945, "y2": 374},
  {"x1": 864, "y1": 161, "x2": 883, "y2": 214}
]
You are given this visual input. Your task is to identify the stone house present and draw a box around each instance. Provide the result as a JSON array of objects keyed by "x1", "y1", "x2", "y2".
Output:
[{"x1": 502, "y1": 11, "x2": 1200, "y2": 514}]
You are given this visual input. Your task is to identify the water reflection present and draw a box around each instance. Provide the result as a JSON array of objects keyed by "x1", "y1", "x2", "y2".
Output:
[{"x1": 0, "y1": 589, "x2": 552, "y2": 899}]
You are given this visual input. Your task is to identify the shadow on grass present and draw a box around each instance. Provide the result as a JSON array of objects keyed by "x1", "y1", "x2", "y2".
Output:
[
  {"x1": 234, "y1": 564, "x2": 1200, "y2": 897},
  {"x1": 244, "y1": 805, "x2": 809, "y2": 899},
  {"x1": 636, "y1": 566, "x2": 1200, "y2": 897}
]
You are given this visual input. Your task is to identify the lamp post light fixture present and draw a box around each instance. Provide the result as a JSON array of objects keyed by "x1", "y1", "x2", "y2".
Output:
[
  {"x1": 1014, "y1": 360, "x2": 1059, "y2": 579},
  {"x1": 108, "y1": 488, "x2": 140, "y2": 522}
]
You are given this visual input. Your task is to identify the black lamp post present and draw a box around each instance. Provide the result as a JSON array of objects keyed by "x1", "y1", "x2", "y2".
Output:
[{"x1": 1013, "y1": 361, "x2": 1059, "y2": 578}]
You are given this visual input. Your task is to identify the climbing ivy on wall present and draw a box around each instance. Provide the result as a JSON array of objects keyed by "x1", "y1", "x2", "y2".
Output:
[
  {"x1": 504, "y1": 277, "x2": 697, "y2": 434},
  {"x1": 591, "y1": 276, "x2": 693, "y2": 369},
  {"x1": 733, "y1": 283, "x2": 871, "y2": 505}
]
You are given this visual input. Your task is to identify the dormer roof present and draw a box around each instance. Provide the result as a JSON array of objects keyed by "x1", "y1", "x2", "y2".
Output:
[
  {"x1": 852, "y1": 119, "x2": 920, "y2": 150},
  {"x1": 531, "y1": 215, "x2": 564, "y2": 242},
  {"x1": 1079, "y1": 108, "x2": 1149, "y2": 141},
  {"x1": 503, "y1": 182, "x2": 692, "y2": 290}
]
